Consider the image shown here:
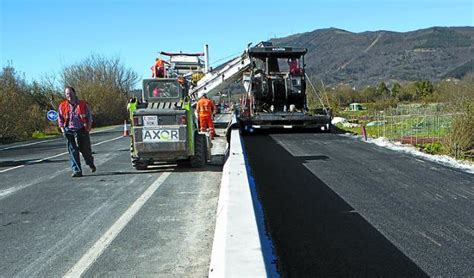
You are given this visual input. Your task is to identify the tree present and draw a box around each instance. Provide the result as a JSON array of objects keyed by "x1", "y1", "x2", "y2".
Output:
[
  {"x1": 0, "y1": 66, "x2": 45, "y2": 142},
  {"x1": 377, "y1": 82, "x2": 390, "y2": 99},
  {"x1": 361, "y1": 86, "x2": 377, "y2": 103},
  {"x1": 414, "y1": 80, "x2": 434, "y2": 100},
  {"x1": 391, "y1": 82, "x2": 401, "y2": 98},
  {"x1": 398, "y1": 82, "x2": 417, "y2": 102},
  {"x1": 61, "y1": 55, "x2": 139, "y2": 126}
]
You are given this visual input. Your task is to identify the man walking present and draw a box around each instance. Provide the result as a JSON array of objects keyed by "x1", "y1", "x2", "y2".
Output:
[
  {"x1": 196, "y1": 92, "x2": 216, "y2": 140},
  {"x1": 58, "y1": 86, "x2": 96, "y2": 177}
]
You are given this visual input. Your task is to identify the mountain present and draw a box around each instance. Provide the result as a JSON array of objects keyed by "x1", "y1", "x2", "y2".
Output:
[{"x1": 271, "y1": 26, "x2": 473, "y2": 87}]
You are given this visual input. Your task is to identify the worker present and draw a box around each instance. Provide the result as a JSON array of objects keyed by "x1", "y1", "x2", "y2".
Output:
[
  {"x1": 151, "y1": 58, "x2": 169, "y2": 78},
  {"x1": 58, "y1": 86, "x2": 96, "y2": 177},
  {"x1": 288, "y1": 58, "x2": 301, "y2": 75},
  {"x1": 191, "y1": 71, "x2": 204, "y2": 86},
  {"x1": 196, "y1": 92, "x2": 216, "y2": 139},
  {"x1": 177, "y1": 76, "x2": 186, "y2": 86},
  {"x1": 152, "y1": 87, "x2": 160, "y2": 97},
  {"x1": 127, "y1": 96, "x2": 137, "y2": 122}
]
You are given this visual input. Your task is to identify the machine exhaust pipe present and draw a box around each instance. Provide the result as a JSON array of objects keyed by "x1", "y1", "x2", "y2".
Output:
[{"x1": 204, "y1": 44, "x2": 210, "y2": 73}]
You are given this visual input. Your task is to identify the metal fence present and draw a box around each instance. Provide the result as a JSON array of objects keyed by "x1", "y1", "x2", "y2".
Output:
[{"x1": 369, "y1": 103, "x2": 454, "y2": 145}]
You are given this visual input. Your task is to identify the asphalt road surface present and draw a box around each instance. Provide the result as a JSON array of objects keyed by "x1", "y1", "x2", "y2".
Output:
[
  {"x1": 244, "y1": 132, "x2": 473, "y2": 277},
  {"x1": 0, "y1": 126, "x2": 221, "y2": 277}
]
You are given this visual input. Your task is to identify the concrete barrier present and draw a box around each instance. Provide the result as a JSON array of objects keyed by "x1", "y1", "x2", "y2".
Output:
[{"x1": 208, "y1": 129, "x2": 272, "y2": 277}]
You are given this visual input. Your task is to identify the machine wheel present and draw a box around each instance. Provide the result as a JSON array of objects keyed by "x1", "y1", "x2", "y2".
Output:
[
  {"x1": 132, "y1": 157, "x2": 148, "y2": 170},
  {"x1": 238, "y1": 122, "x2": 251, "y2": 135},
  {"x1": 133, "y1": 161, "x2": 148, "y2": 170},
  {"x1": 325, "y1": 124, "x2": 332, "y2": 133},
  {"x1": 190, "y1": 134, "x2": 206, "y2": 168}
]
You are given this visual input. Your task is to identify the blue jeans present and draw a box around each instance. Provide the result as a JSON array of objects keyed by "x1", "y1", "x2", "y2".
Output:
[{"x1": 64, "y1": 128, "x2": 94, "y2": 173}]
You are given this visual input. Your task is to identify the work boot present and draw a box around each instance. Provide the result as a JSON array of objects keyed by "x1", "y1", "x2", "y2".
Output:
[
  {"x1": 72, "y1": 171, "x2": 83, "y2": 177},
  {"x1": 89, "y1": 164, "x2": 96, "y2": 173}
]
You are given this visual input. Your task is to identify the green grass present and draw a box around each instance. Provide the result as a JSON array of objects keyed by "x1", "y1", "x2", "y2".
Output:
[
  {"x1": 335, "y1": 124, "x2": 381, "y2": 138},
  {"x1": 32, "y1": 130, "x2": 61, "y2": 139}
]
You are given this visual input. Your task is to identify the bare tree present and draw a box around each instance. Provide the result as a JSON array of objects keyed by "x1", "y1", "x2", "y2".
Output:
[{"x1": 60, "y1": 55, "x2": 139, "y2": 125}]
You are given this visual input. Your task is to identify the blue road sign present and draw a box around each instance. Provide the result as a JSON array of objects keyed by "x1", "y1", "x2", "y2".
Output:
[{"x1": 47, "y1": 110, "x2": 59, "y2": 121}]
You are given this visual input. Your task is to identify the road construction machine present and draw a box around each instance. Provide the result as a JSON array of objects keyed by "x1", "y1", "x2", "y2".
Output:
[
  {"x1": 130, "y1": 76, "x2": 211, "y2": 170},
  {"x1": 190, "y1": 42, "x2": 332, "y2": 133},
  {"x1": 130, "y1": 42, "x2": 332, "y2": 169}
]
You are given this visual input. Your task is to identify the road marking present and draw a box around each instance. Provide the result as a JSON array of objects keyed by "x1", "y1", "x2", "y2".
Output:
[
  {"x1": 91, "y1": 135, "x2": 124, "y2": 146},
  {"x1": 0, "y1": 139, "x2": 61, "y2": 151},
  {"x1": 0, "y1": 186, "x2": 21, "y2": 198},
  {"x1": 0, "y1": 136, "x2": 124, "y2": 199},
  {"x1": 0, "y1": 135, "x2": 123, "y2": 174},
  {"x1": 0, "y1": 165, "x2": 25, "y2": 173},
  {"x1": 64, "y1": 172, "x2": 171, "y2": 277},
  {"x1": 419, "y1": 231, "x2": 442, "y2": 247},
  {"x1": 0, "y1": 126, "x2": 118, "y2": 151},
  {"x1": 0, "y1": 170, "x2": 67, "y2": 200}
]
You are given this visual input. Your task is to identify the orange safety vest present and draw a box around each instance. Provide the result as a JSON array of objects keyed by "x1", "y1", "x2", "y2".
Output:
[
  {"x1": 59, "y1": 100, "x2": 90, "y2": 130},
  {"x1": 196, "y1": 98, "x2": 215, "y2": 117},
  {"x1": 155, "y1": 59, "x2": 165, "y2": 67},
  {"x1": 151, "y1": 59, "x2": 166, "y2": 77}
]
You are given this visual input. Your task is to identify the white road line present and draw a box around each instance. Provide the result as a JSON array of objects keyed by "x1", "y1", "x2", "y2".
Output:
[
  {"x1": 0, "y1": 135, "x2": 124, "y2": 174},
  {"x1": 0, "y1": 126, "x2": 118, "y2": 151},
  {"x1": 0, "y1": 186, "x2": 22, "y2": 198},
  {"x1": 64, "y1": 172, "x2": 171, "y2": 278},
  {"x1": 0, "y1": 169, "x2": 68, "y2": 200},
  {"x1": 91, "y1": 135, "x2": 124, "y2": 146},
  {"x1": 419, "y1": 231, "x2": 442, "y2": 247},
  {"x1": 0, "y1": 165, "x2": 25, "y2": 173},
  {"x1": 0, "y1": 139, "x2": 61, "y2": 151}
]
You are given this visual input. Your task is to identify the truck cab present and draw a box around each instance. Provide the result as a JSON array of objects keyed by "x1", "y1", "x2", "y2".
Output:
[{"x1": 130, "y1": 78, "x2": 209, "y2": 169}]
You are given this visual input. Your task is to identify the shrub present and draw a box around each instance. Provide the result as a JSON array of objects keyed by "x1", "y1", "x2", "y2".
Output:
[
  {"x1": 418, "y1": 142, "x2": 444, "y2": 155},
  {"x1": 443, "y1": 98, "x2": 474, "y2": 158}
]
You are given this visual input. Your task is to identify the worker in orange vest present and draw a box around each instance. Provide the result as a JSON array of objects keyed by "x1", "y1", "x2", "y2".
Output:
[
  {"x1": 151, "y1": 58, "x2": 169, "y2": 78},
  {"x1": 58, "y1": 86, "x2": 96, "y2": 177},
  {"x1": 196, "y1": 92, "x2": 216, "y2": 139}
]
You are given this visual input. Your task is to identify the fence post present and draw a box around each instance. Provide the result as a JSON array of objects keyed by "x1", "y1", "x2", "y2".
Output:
[{"x1": 362, "y1": 125, "x2": 367, "y2": 141}]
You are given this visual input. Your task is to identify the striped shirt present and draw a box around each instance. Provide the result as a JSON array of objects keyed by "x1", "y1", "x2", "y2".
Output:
[{"x1": 58, "y1": 101, "x2": 93, "y2": 130}]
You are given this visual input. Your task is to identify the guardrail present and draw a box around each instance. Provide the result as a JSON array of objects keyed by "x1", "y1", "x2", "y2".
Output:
[{"x1": 208, "y1": 128, "x2": 273, "y2": 277}]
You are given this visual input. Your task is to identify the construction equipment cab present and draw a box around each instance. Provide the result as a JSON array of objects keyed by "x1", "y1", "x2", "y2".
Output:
[{"x1": 130, "y1": 78, "x2": 211, "y2": 169}]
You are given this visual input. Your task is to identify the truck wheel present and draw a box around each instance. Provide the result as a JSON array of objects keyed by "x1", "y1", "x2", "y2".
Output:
[{"x1": 190, "y1": 134, "x2": 206, "y2": 168}]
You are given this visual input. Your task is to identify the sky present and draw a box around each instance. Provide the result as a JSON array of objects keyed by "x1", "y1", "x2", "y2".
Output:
[{"x1": 1, "y1": 0, "x2": 473, "y2": 86}]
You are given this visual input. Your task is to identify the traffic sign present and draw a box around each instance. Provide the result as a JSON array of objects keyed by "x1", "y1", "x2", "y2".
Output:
[{"x1": 47, "y1": 110, "x2": 59, "y2": 121}]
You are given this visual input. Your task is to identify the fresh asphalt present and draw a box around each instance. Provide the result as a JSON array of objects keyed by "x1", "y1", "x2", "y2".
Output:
[
  {"x1": 0, "y1": 126, "x2": 221, "y2": 277},
  {"x1": 243, "y1": 132, "x2": 473, "y2": 277}
]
